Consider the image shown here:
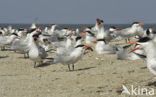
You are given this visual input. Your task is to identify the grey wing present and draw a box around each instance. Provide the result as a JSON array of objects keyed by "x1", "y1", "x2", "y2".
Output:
[
  {"x1": 117, "y1": 49, "x2": 130, "y2": 60},
  {"x1": 11, "y1": 39, "x2": 28, "y2": 51},
  {"x1": 118, "y1": 28, "x2": 130, "y2": 35},
  {"x1": 51, "y1": 41, "x2": 66, "y2": 48},
  {"x1": 0, "y1": 36, "x2": 8, "y2": 44},
  {"x1": 56, "y1": 46, "x2": 74, "y2": 56},
  {"x1": 39, "y1": 46, "x2": 48, "y2": 59}
]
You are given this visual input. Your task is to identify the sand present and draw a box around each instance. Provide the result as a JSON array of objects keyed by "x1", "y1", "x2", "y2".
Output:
[{"x1": 0, "y1": 40, "x2": 156, "y2": 97}]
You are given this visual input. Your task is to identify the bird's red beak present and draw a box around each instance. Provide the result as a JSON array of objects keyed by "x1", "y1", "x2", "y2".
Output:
[
  {"x1": 116, "y1": 28, "x2": 120, "y2": 31},
  {"x1": 83, "y1": 45, "x2": 93, "y2": 51},
  {"x1": 96, "y1": 19, "x2": 101, "y2": 25},
  {"x1": 83, "y1": 27, "x2": 87, "y2": 30},
  {"x1": 83, "y1": 45, "x2": 92, "y2": 49},
  {"x1": 128, "y1": 42, "x2": 141, "y2": 53},
  {"x1": 37, "y1": 27, "x2": 41, "y2": 29},
  {"x1": 138, "y1": 23, "x2": 144, "y2": 26},
  {"x1": 81, "y1": 32, "x2": 86, "y2": 34},
  {"x1": 68, "y1": 29, "x2": 72, "y2": 31},
  {"x1": 56, "y1": 24, "x2": 59, "y2": 27},
  {"x1": 128, "y1": 42, "x2": 138, "y2": 45},
  {"x1": 150, "y1": 28, "x2": 154, "y2": 31},
  {"x1": 92, "y1": 40, "x2": 97, "y2": 43},
  {"x1": 36, "y1": 30, "x2": 42, "y2": 34},
  {"x1": 129, "y1": 47, "x2": 140, "y2": 53},
  {"x1": 33, "y1": 37, "x2": 37, "y2": 42}
]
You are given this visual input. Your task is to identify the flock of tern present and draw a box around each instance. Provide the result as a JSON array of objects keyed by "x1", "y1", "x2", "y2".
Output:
[{"x1": 0, "y1": 18, "x2": 156, "y2": 77}]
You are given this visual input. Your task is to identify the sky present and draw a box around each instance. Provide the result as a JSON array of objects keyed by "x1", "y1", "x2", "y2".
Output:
[{"x1": 0, "y1": 0, "x2": 155, "y2": 24}]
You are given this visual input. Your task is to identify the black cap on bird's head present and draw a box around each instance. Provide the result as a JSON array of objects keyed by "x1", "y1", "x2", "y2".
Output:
[
  {"x1": 109, "y1": 26, "x2": 120, "y2": 31},
  {"x1": 32, "y1": 34, "x2": 39, "y2": 38},
  {"x1": 128, "y1": 37, "x2": 151, "y2": 45},
  {"x1": 100, "y1": 20, "x2": 103, "y2": 23},
  {"x1": 96, "y1": 18, "x2": 104, "y2": 25},
  {"x1": 145, "y1": 27, "x2": 155, "y2": 36},
  {"x1": 18, "y1": 28, "x2": 24, "y2": 31},
  {"x1": 76, "y1": 36, "x2": 82, "y2": 41},
  {"x1": 137, "y1": 37, "x2": 151, "y2": 43},
  {"x1": 96, "y1": 18, "x2": 104, "y2": 23},
  {"x1": 32, "y1": 34, "x2": 39, "y2": 42},
  {"x1": 12, "y1": 33, "x2": 18, "y2": 36},
  {"x1": 75, "y1": 44, "x2": 85, "y2": 48},
  {"x1": 146, "y1": 29, "x2": 150, "y2": 36},
  {"x1": 128, "y1": 37, "x2": 152, "y2": 53},
  {"x1": 132, "y1": 22, "x2": 144, "y2": 26},
  {"x1": 132, "y1": 22, "x2": 139, "y2": 25},
  {"x1": 86, "y1": 31, "x2": 95, "y2": 36},
  {"x1": 75, "y1": 44, "x2": 93, "y2": 51},
  {"x1": 75, "y1": 44, "x2": 93, "y2": 52},
  {"x1": 27, "y1": 28, "x2": 36, "y2": 33},
  {"x1": 88, "y1": 26, "x2": 93, "y2": 29}
]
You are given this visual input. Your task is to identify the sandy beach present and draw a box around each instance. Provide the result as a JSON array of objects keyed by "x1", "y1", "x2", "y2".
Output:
[{"x1": 0, "y1": 40, "x2": 155, "y2": 97}]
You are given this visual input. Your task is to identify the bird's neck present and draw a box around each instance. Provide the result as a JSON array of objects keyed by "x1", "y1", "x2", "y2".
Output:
[
  {"x1": 98, "y1": 25, "x2": 105, "y2": 32},
  {"x1": 30, "y1": 41, "x2": 38, "y2": 50},
  {"x1": 144, "y1": 42, "x2": 156, "y2": 59},
  {"x1": 73, "y1": 48, "x2": 83, "y2": 56},
  {"x1": 131, "y1": 26, "x2": 137, "y2": 31},
  {"x1": 97, "y1": 25, "x2": 106, "y2": 39},
  {"x1": 94, "y1": 23, "x2": 98, "y2": 31},
  {"x1": 66, "y1": 38, "x2": 72, "y2": 48},
  {"x1": 51, "y1": 26, "x2": 56, "y2": 32},
  {"x1": 8, "y1": 35, "x2": 16, "y2": 43},
  {"x1": 75, "y1": 40, "x2": 82, "y2": 47}
]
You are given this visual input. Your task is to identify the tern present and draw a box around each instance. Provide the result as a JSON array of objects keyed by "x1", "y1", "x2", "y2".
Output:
[
  {"x1": 129, "y1": 37, "x2": 156, "y2": 75},
  {"x1": 117, "y1": 22, "x2": 145, "y2": 42},
  {"x1": 29, "y1": 34, "x2": 48, "y2": 68},
  {"x1": 0, "y1": 33, "x2": 18, "y2": 50},
  {"x1": 52, "y1": 44, "x2": 92, "y2": 71}
]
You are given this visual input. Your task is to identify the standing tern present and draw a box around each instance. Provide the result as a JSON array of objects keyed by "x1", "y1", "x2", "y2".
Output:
[
  {"x1": 52, "y1": 44, "x2": 93, "y2": 71},
  {"x1": 116, "y1": 22, "x2": 145, "y2": 42},
  {"x1": 29, "y1": 34, "x2": 48, "y2": 68}
]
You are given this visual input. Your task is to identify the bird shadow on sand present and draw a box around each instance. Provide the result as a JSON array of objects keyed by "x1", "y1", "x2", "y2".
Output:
[
  {"x1": 74, "y1": 66, "x2": 96, "y2": 71},
  {"x1": 18, "y1": 57, "x2": 29, "y2": 59},
  {"x1": 140, "y1": 66, "x2": 147, "y2": 69},
  {"x1": 37, "y1": 59, "x2": 54, "y2": 67},
  {"x1": 145, "y1": 81, "x2": 156, "y2": 87},
  {"x1": 0, "y1": 56, "x2": 9, "y2": 59}
]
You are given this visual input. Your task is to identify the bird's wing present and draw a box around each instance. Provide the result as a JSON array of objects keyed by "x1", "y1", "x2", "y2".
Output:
[{"x1": 39, "y1": 46, "x2": 48, "y2": 59}]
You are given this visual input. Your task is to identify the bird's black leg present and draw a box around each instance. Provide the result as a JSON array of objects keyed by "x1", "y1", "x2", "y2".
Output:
[
  {"x1": 68, "y1": 64, "x2": 71, "y2": 71},
  {"x1": 72, "y1": 64, "x2": 74, "y2": 70},
  {"x1": 1, "y1": 46, "x2": 4, "y2": 51},
  {"x1": 128, "y1": 38, "x2": 130, "y2": 42},
  {"x1": 27, "y1": 53, "x2": 29, "y2": 58},
  {"x1": 125, "y1": 39, "x2": 127, "y2": 43},
  {"x1": 24, "y1": 54, "x2": 26, "y2": 58},
  {"x1": 3, "y1": 46, "x2": 5, "y2": 51},
  {"x1": 34, "y1": 62, "x2": 37, "y2": 68}
]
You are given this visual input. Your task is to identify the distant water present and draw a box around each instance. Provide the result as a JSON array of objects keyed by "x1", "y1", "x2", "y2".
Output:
[{"x1": 0, "y1": 24, "x2": 155, "y2": 30}]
